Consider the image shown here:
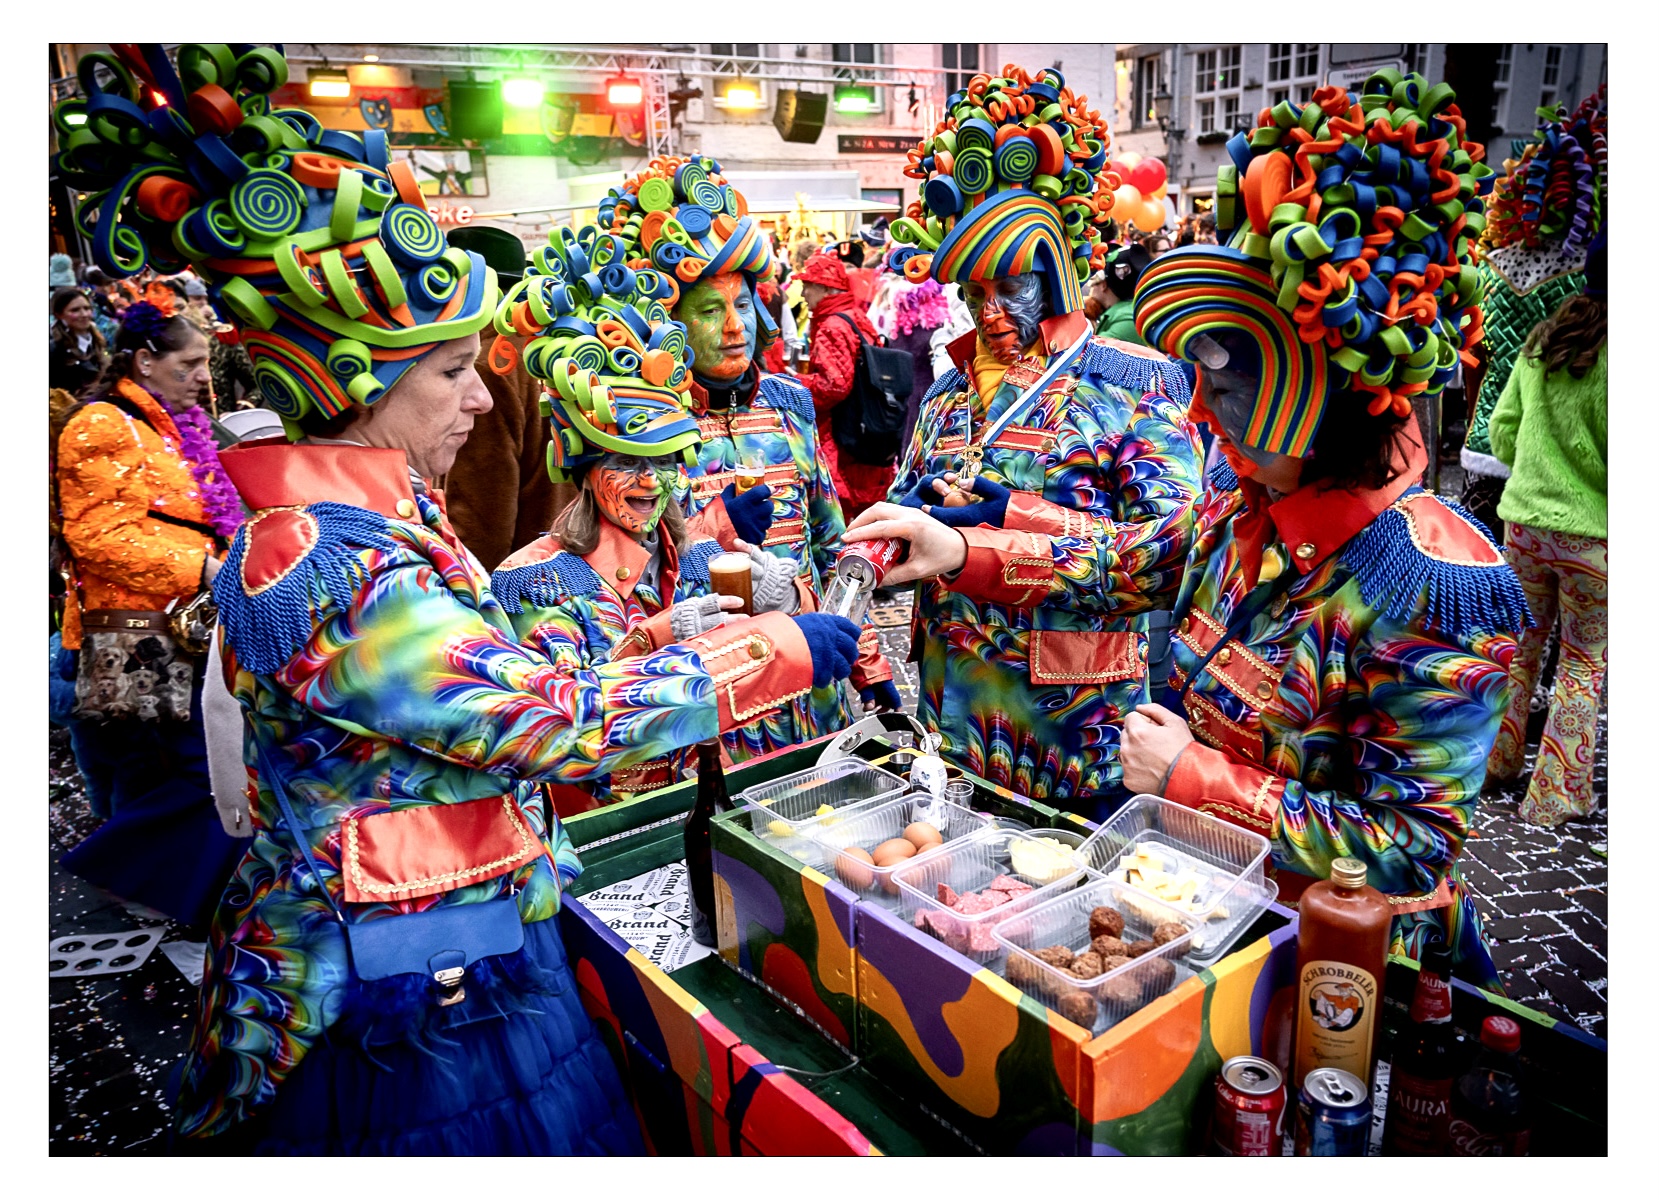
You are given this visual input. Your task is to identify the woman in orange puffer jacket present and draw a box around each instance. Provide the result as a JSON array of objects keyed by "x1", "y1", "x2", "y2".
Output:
[{"x1": 55, "y1": 302, "x2": 245, "y2": 927}]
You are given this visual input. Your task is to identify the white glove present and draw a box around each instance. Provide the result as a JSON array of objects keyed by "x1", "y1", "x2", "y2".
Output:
[
  {"x1": 203, "y1": 626, "x2": 253, "y2": 838},
  {"x1": 670, "y1": 594, "x2": 729, "y2": 642},
  {"x1": 742, "y1": 542, "x2": 801, "y2": 614}
]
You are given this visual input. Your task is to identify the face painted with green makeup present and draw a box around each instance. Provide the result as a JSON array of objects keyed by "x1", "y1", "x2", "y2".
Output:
[
  {"x1": 588, "y1": 452, "x2": 679, "y2": 538},
  {"x1": 676, "y1": 272, "x2": 756, "y2": 383}
]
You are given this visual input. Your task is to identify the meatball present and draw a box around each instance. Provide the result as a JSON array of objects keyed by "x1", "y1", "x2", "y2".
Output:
[
  {"x1": 1005, "y1": 953, "x2": 1041, "y2": 989},
  {"x1": 1091, "y1": 935, "x2": 1128, "y2": 959},
  {"x1": 1100, "y1": 954, "x2": 1131, "y2": 974},
  {"x1": 1139, "y1": 956, "x2": 1176, "y2": 995},
  {"x1": 1036, "y1": 944, "x2": 1075, "y2": 970},
  {"x1": 1151, "y1": 922, "x2": 1189, "y2": 947},
  {"x1": 1069, "y1": 950, "x2": 1106, "y2": 978},
  {"x1": 1088, "y1": 906, "x2": 1126, "y2": 940},
  {"x1": 1057, "y1": 990, "x2": 1099, "y2": 1029},
  {"x1": 1124, "y1": 939, "x2": 1157, "y2": 958}
]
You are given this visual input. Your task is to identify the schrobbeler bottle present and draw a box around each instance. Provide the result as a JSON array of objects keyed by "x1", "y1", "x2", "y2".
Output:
[
  {"x1": 1292, "y1": 856, "x2": 1391, "y2": 1092},
  {"x1": 683, "y1": 739, "x2": 732, "y2": 947}
]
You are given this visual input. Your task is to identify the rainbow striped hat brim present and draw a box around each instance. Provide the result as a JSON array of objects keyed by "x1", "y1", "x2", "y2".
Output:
[
  {"x1": 930, "y1": 190, "x2": 1084, "y2": 316},
  {"x1": 1134, "y1": 247, "x2": 1329, "y2": 458}
]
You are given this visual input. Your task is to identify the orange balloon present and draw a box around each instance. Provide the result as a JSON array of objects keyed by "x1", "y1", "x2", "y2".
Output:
[
  {"x1": 1131, "y1": 198, "x2": 1167, "y2": 232},
  {"x1": 1112, "y1": 183, "x2": 1142, "y2": 216}
]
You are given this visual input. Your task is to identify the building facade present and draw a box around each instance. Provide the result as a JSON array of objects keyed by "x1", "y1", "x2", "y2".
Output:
[{"x1": 1112, "y1": 42, "x2": 1607, "y2": 219}]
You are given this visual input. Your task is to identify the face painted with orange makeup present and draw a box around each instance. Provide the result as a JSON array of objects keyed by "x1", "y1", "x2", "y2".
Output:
[
  {"x1": 676, "y1": 272, "x2": 757, "y2": 383},
  {"x1": 588, "y1": 452, "x2": 678, "y2": 537}
]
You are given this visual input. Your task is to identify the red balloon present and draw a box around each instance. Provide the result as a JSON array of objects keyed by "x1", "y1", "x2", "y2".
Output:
[
  {"x1": 1108, "y1": 160, "x2": 1133, "y2": 186},
  {"x1": 1130, "y1": 158, "x2": 1167, "y2": 195}
]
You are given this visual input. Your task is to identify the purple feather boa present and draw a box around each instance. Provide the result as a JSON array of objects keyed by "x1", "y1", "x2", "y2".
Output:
[{"x1": 149, "y1": 387, "x2": 245, "y2": 539}]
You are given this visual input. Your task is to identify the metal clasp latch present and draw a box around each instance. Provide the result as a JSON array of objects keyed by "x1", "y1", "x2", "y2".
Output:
[{"x1": 433, "y1": 966, "x2": 467, "y2": 1006}]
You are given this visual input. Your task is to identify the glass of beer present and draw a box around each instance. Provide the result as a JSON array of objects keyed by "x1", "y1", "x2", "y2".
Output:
[
  {"x1": 708, "y1": 553, "x2": 754, "y2": 616},
  {"x1": 736, "y1": 451, "x2": 767, "y2": 492}
]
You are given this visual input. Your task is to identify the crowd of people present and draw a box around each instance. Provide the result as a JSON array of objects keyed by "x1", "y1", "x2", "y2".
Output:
[{"x1": 47, "y1": 42, "x2": 1606, "y2": 1156}]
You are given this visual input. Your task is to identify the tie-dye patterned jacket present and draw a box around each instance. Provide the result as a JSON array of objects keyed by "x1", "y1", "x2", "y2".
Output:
[
  {"x1": 176, "y1": 443, "x2": 816, "y2": 1139},
  {"x1": 675, "y1": 369, "x2": 891, "y2": 759},
  {"x1": 889, "y1": 311, "x2": 1203, "y2": 814},
  {"x1": 1160, "y1": 430, "x2": 1529, "y2": 989},
  {"x1": 491, "y1": 519, "x2": 730, "y2": 806}
]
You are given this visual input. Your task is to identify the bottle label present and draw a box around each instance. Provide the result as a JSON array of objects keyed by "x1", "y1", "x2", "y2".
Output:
[
  {"x1": 1408, "y1": 972, "x2": 1452, "y2": 1023},
  {"x1": 1384, "y1": 1073, "x2": 1452, "y2": 1154},
  {"x1": 1295, "y1": 959, "x2": 1379, "y2": 1083}
]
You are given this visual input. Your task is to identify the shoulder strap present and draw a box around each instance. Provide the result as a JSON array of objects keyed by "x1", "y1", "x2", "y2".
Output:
[
  {"x1": 828, "y1": 311, "x2": 871, "y2": 346},
  {"x1": 249, "y1": 734, "x2": 347, "y2": 927}
]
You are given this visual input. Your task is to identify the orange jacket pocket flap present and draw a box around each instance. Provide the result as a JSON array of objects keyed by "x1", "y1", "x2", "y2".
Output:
[
  {"x1": 1029, "y1": 629, "x2": 1147, "y2": 686},
  {"x1": 341, "y1": 795, "x2": 544, "y2": 904}
]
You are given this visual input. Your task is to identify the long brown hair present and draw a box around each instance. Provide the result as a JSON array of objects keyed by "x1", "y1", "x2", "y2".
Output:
[
  {"x1": 1524, "y1": 293, "x2": 1607, "y2": 379},
  {"x1": 549, "y1": 467, "x2": 688, "y2": 556}
]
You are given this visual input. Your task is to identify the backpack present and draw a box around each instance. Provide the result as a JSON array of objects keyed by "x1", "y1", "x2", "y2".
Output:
[{"x1": 825, "y1": 312, "x2": 913, "y2": 466}]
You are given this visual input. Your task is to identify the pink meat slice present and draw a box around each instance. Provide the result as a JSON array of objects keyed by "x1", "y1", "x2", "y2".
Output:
[
  {"x1": 987, "y1": 875, "x2": 1024, "y2": 893},
  {"x1": 966, "y1": 924, "x2": 1001, "y2": 954},
  {"x1": 954, "y1": 891, "x2": 997, "y2": 915},
  {"x1": 937, "y1": 882, "x2": 960, "y2": 907}
]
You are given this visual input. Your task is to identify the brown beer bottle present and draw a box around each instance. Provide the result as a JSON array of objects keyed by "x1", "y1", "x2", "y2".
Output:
[
  {"x1": 684, "y1": 739, "x2": 732, "y2": 948},
  {"x1": 1381, "y1": 937, "x2": 1457, "y2": 1154},
  {"x1": 1292, "y1": 857, "x2": 1391, "y2": 1092}
]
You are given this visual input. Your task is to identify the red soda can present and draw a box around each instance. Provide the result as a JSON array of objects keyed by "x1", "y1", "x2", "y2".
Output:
[
  {"x1": 834, "y1": 537, "x2": 906, "y2": 590},
  {"x1": 1212, "y1": 1055, "x2": 1287, "y2": 1156}
]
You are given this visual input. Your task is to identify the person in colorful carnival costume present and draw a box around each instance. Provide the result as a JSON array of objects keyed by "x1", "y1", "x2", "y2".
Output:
[
  {"x1": 1459, "y1": 87, "x2": 1606, "y2": 540},
  {"x1": 845, "y1": 65, "x2": 1203, "y2": 818},
  {"x1": 597, "y1": 158, "x2": 902, "y2": 759},
  {"x1": 1122, "y1": 72, "x2": 1530, "y2": 989},
  {"x1": 53, "y1": 42, "x2": 859, "y2": 1153},
  {"x1": 486, "y1": 231, "x2": 818, "y2": 811}
]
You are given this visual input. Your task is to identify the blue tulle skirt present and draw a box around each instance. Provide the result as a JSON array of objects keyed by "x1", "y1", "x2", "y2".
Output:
[{"x1": 235, "y1": 917, "x2": 644, "y2": 1156}]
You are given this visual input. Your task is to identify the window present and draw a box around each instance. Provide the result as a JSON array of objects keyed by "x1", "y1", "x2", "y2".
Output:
[
  {"x1": 709, "y1": 43, "x2": 761, "y2": 69},
  {"x1": 1295, "y1": 45, "x2": 1318, "y2": 77},
  {"x1": 1268, "y1": 44, "x2": 1292, "y2": 83},
  {"x1": 1219, "y1": 45, "x2": 1241, "y2": 90},
  {"x1": 1268, "y1": 44, "x2": 1318, "y2": 105},
  {"x1": 1540, "y1": 44, "x2": 1562, "y2": 110},
  {"x1": 1221, "y1": 94, "x2": 1241, "y2": 129},
  {"x1": 710, "y1": 43, "x2": 763, "y2": 111},
  {"x1": 1194, "y1": 49, "x2": 1217, "y2": 94},
  {"x1": 942, "y1": 43, "x2": 980, "y2": 95},
  {"x1": 1197, "y1": 97, "x2": 1216, "y2": 134},
  {"x1": 1492, "y1": 44, "x2": 1512, "y2": 127},
  {"x1": 833, "y1": 43, "x2": 876, "y2": 78},
  {"x1": 1133, "y1": 53, "x2": 1162, "y2": 128},
  {"x1": 1269, "y1": 87, "x2": 1290, "y2": 109},
  {"x1": 1405, "y1": 44, "x2": 1429, "y2": 76}
]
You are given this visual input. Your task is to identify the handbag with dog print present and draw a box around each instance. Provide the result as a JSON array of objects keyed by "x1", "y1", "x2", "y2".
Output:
[{"x1": 71, "y1": 611, "x2": 197, "y2": 723}]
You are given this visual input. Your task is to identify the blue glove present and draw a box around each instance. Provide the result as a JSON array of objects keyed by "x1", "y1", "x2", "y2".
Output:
[
  {"x1": 860, "y1": 680, "x2": 905, "y2": 713},
  {"x1": 898, "y1": 473, "x2": 951, "y2": 509},
  {"x1": 923, "y1": 474, "x2": 1011, "y2": 528},
  {"x1": 722, "y1": 483, "x2": 774, "y2": 546},
  {"x1": 792, "y1": 613, "x2": 861, "y2": 689}
]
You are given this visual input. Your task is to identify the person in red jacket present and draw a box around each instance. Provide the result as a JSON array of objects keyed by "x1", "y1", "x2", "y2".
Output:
[{"x1": 797, "y1": 251, "x2": 894, "y2": 520}]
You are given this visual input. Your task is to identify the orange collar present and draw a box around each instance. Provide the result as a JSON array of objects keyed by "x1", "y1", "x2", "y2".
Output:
[
  {"x1": 218, "y1": 441, "x2": 418, "y2": 519},
  {"x1": 584, "y1": 517, "x2": 680, "y2": 601},
  {"x1": 1266, "y1": 420, "x2": 1430, "y2": 572},
  {"x1": 112, "y1": 378, "x2": 182, "y2": 443}
]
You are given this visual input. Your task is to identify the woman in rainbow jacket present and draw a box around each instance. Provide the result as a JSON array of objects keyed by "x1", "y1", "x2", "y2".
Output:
[
  {"x1": 488, "y1": 225, "x2": 830, "y2": 811},
  {"x1": 54, "y1": 42, "x2": 858, "y2": 1153},
  {"x1": 1121, "y1": 73, "x2": 1530, "y2": 988},
  {"x1": 596, "y1": 159, "x2": 901, "y2": 764}
]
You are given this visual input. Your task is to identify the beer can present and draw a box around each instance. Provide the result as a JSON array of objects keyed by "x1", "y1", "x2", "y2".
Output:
[
  {"x1": 1212, "y1": 1055, "x2": 1287, "y2": 1156},
  {"x1": 1295, "y1": 1067, "x2": 1372, "y2": 1156},
  {"x1": 834, "y1": 537, "x2": 906, "y2": 590}
]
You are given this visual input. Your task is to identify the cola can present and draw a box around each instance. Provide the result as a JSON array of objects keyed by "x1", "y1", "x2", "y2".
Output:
[
  {"x1": 1212, "y1": 1055, "x2": 1287, "y2": 1156},
  {"x1": 834, "y1": 537, "x2": 906, "y2": 590}
]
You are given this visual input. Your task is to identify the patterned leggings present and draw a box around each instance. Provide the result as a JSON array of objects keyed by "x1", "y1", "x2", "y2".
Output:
[{"x1": 1488, "y1": 523, "x2": 1608, "y2": 826}]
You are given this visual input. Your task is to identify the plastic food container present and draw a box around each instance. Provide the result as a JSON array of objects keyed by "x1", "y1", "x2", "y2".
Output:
[
  {"x1": 807, "y1": 795, "x2": 989, "y2": 909},
  {"x1": 892, "y1": 825, "x2": 1091, "y2": 963},
  {"x1": 735, "y1": 760, "x2": 907, "y2": 859},
  {"x1": 992, "y1": 878, "x2": 1200, "y2": 1036},
  {"x1": 1070, "y1": 794, "x2": 1273, "y2": 967}
]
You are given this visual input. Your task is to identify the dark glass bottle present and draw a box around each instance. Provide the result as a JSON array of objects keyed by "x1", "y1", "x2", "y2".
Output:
[
  {"x1": 1292, "y1": 857, "x2": 1392, "y2": 1091},
  {"x1": 684, "y1": 739, "x2": 732, "y2": 947},
  {"x1": 1448, "y1": 1016, "x2": 1531, "y2": 1156},
  {"x1": 1382, "y1": 937, "x2": 1457, "y2": 1154}
]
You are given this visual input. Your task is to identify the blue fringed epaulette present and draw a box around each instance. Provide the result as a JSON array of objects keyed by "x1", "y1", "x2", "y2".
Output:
[
  {"x1": 1208, "y1": 459, "x2": 1240, "y2": 492},
  {"x1": 679, "y1": 538, "x2": 723, "y2": 588},
  {"x1": 490, "y1": 553, "x2": 603, "y2": 615},
  {"x1": 1340, "y1": 490, "x2": 1533, "y2": 638},
  {"x1": 923, "y1": 365, "x2": 965, "y2": 404},
  {"x1": 756, "y1": 374, "x2": 816, "y2": 424},
  {"x1": 1079, "y1": 338, "x2": 1193, "y2": 409},
  {"x1": 213, "y1": 501, "x2": 396, "y2": 675}
]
